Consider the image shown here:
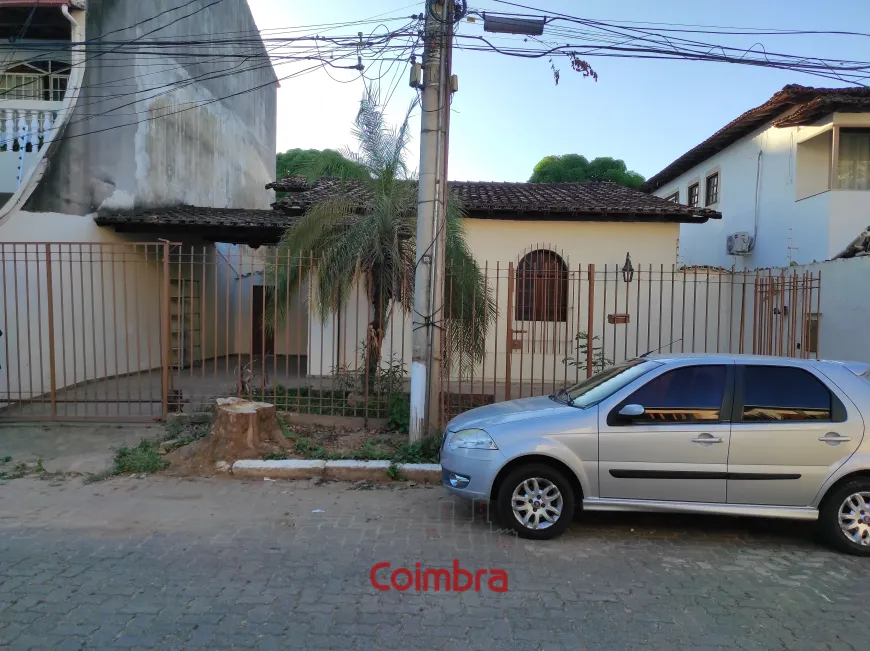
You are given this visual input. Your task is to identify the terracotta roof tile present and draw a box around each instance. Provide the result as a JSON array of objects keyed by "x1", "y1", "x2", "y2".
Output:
[
  {"x1": 95, "y1": 206, "x2": 298, "y2": 245},
  {"x1": 269, "y1": 178, "x2": 720, "y2": 222}
]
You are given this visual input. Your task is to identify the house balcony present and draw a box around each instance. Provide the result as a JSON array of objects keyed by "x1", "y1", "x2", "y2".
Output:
[{"x1": 0, "y1": 101, "x2": 64, "y2": 203}]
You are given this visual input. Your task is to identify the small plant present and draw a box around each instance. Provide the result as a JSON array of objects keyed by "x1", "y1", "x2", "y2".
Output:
[
  {"x1": 2, "y1": 456, "x2": 11, "y2": 463},
  {"x1": 386, "y1": 393, "x2": 410, "y2": 434},
  {"x1": 263, "y1": 451, "x2": 290, "y2": 461},
  {"x1": 35, "y1": 458, "x2": 45, "y2": 473},
  {"x1": 393, "y1": 436, "x2": 441, "y2": 464},
  {"x1": 563, "y1": 331, "x2": 613, "y2": 374},
  {"x1": 84, "y1": 469, "x2": 114, "y2": 484},
  {"x1": 165, "y1": 419, "x2": 184, "y2": 439},
  {"x1": 114, "y1": 440, "x2": 169, "y2": 475},
  {"x1": 386, "y1": 462, "x2": 406, "y2": 481}
]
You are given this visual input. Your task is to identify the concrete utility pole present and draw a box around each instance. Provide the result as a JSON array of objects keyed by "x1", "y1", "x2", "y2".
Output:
[{"x1": 410, "y1": 0, "x2": 451, "y2": 441}]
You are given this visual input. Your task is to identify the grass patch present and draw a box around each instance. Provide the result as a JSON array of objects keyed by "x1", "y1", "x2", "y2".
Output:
[
  {"x1": 263, "y1": 451, "x2": 291, "y2": 461},
  {"x1": 270, "y1": 426, "x2": 440, "y2": 465},
  {"x1": 87, "y1": 439, "x2": 169, "y2": 482},
  {"x1": 115, "y1": 440, "x2": 169, "y2": 475}
]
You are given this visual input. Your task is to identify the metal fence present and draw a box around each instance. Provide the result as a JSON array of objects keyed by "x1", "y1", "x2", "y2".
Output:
[{"x1": 0, "y1": 243, "x2": 821, "y2": 427}]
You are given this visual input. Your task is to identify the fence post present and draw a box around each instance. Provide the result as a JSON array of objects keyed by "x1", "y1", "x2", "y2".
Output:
[
  {"x1": 161, "y1": 242, "x2": 171, "y2": 419},
  {"x1": 504, "y1": 262, "x2": 514, "y2": 401},
  {"x1": 44, "y1": 244, "x2": 57, "y2": 418},
  {"x1": 587, "y1": 264, "x2": 595, "y2": 378}
]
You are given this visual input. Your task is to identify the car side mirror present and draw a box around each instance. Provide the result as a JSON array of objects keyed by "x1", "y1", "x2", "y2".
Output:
[{"x1": 618, "y1": 404, "x2": 645, "y2": 418}]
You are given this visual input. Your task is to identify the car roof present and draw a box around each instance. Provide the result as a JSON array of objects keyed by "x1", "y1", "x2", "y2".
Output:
[{"x1": 644, "y1": 353, "x2": 870, "y2": 375}]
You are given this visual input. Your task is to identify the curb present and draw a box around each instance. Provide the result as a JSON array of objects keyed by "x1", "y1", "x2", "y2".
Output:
[{"x1": 230, "y1": 459, "x2": 442, "y2": 483}]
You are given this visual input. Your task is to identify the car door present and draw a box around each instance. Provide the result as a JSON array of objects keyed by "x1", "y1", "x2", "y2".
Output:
[
  {"x1": 727, "y1": 363, "x2": 864, "y2": 506},
  {"x1": 598, "y1": 362, "x2": 734, "y2": 503}
]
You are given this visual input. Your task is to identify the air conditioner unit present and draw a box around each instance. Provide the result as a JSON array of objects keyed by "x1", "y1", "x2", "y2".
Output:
[{"x1": 726, "y1": 232, "x2": 755, "y2": 256}]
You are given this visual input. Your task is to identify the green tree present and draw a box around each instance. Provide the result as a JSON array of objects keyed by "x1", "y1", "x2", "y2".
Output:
[
  {"x1": 267, "y1": 94, "x2": 495, "y2": 382},
  {"x1": 529, "y1": 154, "x2": 645, "y2": 188},
  {"x1": 276, "y1": 148, "x2": 368, "y2": 182}
]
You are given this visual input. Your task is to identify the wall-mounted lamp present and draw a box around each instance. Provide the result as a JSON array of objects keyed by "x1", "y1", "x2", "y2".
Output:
[{"x1": 621, "y1": 252, "x2": 634, "y2": 283}]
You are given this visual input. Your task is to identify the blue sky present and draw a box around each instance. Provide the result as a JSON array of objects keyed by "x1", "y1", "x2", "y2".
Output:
[{"x1": 247, "y1": 0, "x2": 870, "y2": 183}]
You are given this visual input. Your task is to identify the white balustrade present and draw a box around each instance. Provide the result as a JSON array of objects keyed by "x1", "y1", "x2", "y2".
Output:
[
  {"x1": 0, "y1": 105, "x2": 62, "y2": 153},
  {"x1": 0, "y1": 103, "x2": 63, "y2": 193}
]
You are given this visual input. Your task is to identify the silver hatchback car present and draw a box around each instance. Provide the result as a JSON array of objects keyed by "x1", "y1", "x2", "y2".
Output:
[{"x1": 440, "y1": 354, "x2": 870, "y2": 555}]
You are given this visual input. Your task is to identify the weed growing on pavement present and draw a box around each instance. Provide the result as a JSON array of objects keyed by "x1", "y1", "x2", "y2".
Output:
[
  {"x1": 386, "y1": 462, "x2": 406, "y2": 481},
  {"x1": 0, "y1": 461, "x2": 29, "y2": 481},
  {"x1": 165, "y1": 419, "x2": 184, "y2": 439},
  {"x1": 114, "y1": 440, "x2": 169, "y2": 475},
  {"x1": 84, "y1": 469, "x2": 114, "y2": 484},
  {"x1": 35, "y1": 458, "x2": 44, "y2": 473}
]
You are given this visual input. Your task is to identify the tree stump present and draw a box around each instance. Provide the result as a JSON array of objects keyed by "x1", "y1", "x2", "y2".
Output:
[{"x1": 201, "y1": 397, "x2": 291, "y2": 463}]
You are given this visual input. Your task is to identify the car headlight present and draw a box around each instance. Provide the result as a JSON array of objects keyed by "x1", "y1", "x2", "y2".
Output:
[{"x1": 447, "y1": 429, "x2": 498, "y2": 451}]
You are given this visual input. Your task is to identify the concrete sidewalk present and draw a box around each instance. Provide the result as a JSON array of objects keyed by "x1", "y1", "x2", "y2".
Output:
[{"x1": 0, "y1": 423, "x2": 162, "y2": 474}]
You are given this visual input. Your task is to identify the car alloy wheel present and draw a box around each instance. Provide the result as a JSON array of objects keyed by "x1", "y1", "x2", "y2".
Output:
[
  {"x1": 496, "y1": 463, "x2": 575, "y2": 540},
  {"x1": 820, "y1": 479, "x2": 870, "y2": 556},
  {"x1": 838, "y1": 491, "x2": 870, "y2": 546},
  {"x1": 511, "y1": 477, "x2": 563, "y2": 530}
]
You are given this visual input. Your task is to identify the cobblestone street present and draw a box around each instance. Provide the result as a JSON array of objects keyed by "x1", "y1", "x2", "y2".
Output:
[{"x1": 1, "y1": 475, "x2": 867, "y2": 650}]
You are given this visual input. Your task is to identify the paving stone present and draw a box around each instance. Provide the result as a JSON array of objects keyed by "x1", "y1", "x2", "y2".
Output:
[{"x1": 0, "y1": 476, "x2": 865, "y2": 650}]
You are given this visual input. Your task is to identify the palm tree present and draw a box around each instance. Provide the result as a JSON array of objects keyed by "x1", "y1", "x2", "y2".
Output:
[{"x1": 266, "y1": 93, "x2": 495, "y2": 385}]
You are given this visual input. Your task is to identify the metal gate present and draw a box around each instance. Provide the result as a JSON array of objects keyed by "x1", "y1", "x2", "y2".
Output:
[{"x1": 0, "y1": 241, "x2": 174, "y2": 421}]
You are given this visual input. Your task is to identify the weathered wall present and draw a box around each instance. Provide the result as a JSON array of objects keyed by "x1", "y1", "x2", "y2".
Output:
[{"x1": 23, "y1": 0, "x2": 277, "y2": 215}]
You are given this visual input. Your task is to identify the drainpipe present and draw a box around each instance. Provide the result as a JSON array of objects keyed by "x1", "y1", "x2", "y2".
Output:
[{"x1": 61, "y1": 4, "x2": 79, "y2": 27}]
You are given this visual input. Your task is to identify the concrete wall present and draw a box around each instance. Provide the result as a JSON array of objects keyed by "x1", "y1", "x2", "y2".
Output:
[
  {"x1": 0, "y1": 1, "x2": 280, "y2": 408},
  {"x1": 17, "y1": 0, "x2": 277, "y2": 217},
  {"x1": 776, "y1": 257, "x2": 870, "y2": 364},
  {"x1": 654, "y1": 113, "x2": 870, "y2": 269}
]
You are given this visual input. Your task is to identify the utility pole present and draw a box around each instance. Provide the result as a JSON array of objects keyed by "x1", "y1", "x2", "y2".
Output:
[{"x1": 410, "y1": 0, "x2": 450, "y2": 441}]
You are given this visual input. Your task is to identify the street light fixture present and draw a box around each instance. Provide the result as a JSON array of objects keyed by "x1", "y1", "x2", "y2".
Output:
[{"x1": 483, "y1": 13, "x2": 546, "y2": 36}]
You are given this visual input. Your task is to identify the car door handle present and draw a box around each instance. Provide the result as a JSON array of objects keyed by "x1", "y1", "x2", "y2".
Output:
[
  {"x1": 691, "y1": 435, "x2": 723, "y2": 444},
  {"x1": 819, "y1": 433, "x2": 851, "y2": 444}
]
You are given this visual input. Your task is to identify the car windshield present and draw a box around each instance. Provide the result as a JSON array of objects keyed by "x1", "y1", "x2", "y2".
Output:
[{"x1": 560, "y1": 359, "x2": 662, "y2": 408}]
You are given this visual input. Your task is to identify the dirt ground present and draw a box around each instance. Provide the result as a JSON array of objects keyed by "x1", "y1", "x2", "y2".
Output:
[{"x1": 163, "y1": 423, "x2": 411, "y2": 477}]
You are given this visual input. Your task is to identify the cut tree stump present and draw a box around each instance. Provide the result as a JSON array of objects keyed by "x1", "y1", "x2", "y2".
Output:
[{"x1": 200, "y1": 397, "x2": 291, "y2": 464}]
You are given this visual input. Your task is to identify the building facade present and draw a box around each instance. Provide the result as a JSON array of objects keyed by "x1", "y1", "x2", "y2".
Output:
[{"x1": 645, "y1": 85, "x2": 870, "y2": 270}]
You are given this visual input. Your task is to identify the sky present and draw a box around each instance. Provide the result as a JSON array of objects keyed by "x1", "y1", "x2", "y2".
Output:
[{"x1": 246, "y1": 0, "x2": 870, "y2": 183}]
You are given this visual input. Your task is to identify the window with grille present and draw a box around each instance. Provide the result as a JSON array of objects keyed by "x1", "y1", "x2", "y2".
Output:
[
  {"x1": 687, "y1": 183, "x2": 700, "y2": 207},
  {"x1": 705, "y1": 172, "x2": 719, "y2": 205},
  {"x1": 0, "y1": 61, "x2": 70, "y2": 101},
  {"x1": 516, "y1": 250, "x2": 568, "y2": 322}
]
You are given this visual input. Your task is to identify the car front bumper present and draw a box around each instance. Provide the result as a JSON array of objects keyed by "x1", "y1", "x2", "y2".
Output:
[{"x1": 440, "y1": 445, "x2": 506, "y2": 501}]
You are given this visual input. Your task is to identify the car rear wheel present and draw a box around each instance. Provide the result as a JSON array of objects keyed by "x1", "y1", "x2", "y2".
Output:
[
  {"x1": 496, "y1": 463, "x2": 575, "y2": 540},
  {"x1": 820, "y1": 479, "x2": 870, "y2": 556}
]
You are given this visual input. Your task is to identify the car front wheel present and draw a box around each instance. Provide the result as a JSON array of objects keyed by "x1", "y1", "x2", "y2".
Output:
[
  {"x1": 820, "y1": 479, "x2": 870, "y2": 556},
  {"x1": 496, "y1": 463, "x2": 575, "y2": 540}
]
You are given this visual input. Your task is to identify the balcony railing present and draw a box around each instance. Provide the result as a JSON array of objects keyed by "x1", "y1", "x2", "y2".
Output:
[{"x1": 0, "y1": 101, "x2": 64, "y2": 195}]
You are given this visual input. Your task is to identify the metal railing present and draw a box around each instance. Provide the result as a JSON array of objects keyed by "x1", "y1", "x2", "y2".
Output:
[{"x1": 0, "y1": 243, "x2": 821, "y2": 427}]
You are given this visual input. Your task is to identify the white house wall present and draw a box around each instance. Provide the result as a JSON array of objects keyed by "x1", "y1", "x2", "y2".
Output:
[
  {"x1": 656, "y1": 115, "x2": 870, "y2": 269},
  {"x1": 305, "y1": 218, "x2": 742, "y2": 385}
]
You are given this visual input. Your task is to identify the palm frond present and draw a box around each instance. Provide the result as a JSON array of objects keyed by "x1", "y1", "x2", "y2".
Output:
[
  {"x1": 267, "y1": 91, "x2": 494, "y2": 385},
  {"x1": 442, "y1": 197, "x2": 497, "y2": 375}
]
